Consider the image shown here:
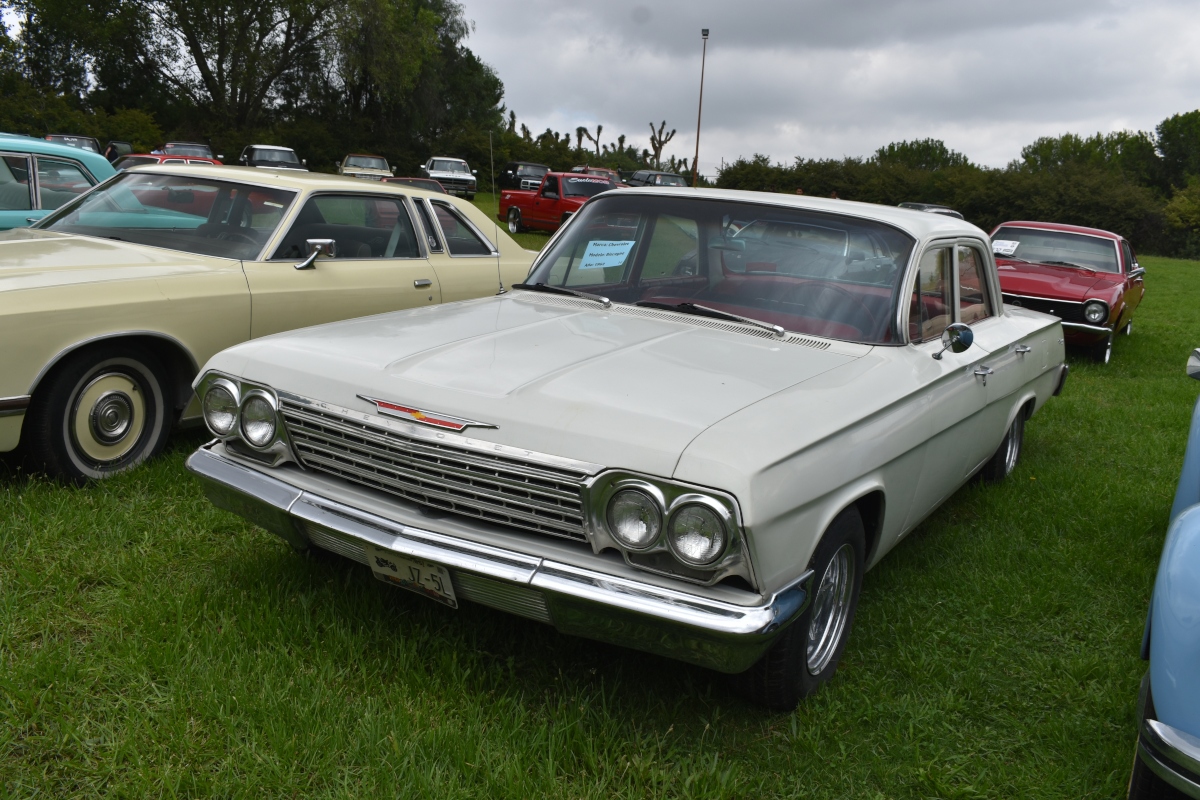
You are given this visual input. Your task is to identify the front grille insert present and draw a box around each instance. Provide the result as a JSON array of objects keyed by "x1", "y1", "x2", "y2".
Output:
[
  {"x1": 1003, "y1": 294, "x2": 1087, "y2": 324},
  {"x1": 280, "y1": 400, "x2": 591, "y2": 542}
]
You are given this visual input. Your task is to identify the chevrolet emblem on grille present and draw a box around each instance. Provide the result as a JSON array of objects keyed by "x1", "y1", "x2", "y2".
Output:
[{"x1": 358, "y1": 396, "x2": 498, "y2": 432}]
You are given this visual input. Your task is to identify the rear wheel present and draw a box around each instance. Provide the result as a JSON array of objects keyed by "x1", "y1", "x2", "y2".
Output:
[
  {"x1": 979, "y1": 408, "x2": 1025, "y2": 484},
  {"x1": 507, "y1": 207, "x2": 523, "y2": 234},
  {"x1": 25, "y1": 345, "x2": 173, "y2": 483},
  {"x1": 1092, "y1": 334, "x2": 1114, "y2": 364},
  {"x1": 731, "y1": 507, "x2": 865, "y2": 710}
]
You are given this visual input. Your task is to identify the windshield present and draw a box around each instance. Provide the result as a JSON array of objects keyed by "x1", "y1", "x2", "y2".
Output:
[
  {"x1": 39, "y1": 172, "x2": 297, "y2": 260},
  {"x1": 48, "y1": 136, "x2": 100, "y2": 153},
  {"x1": 251, "y1": 148, "x2": 301, "y2": 165},
  {"x1": 431, "y1": 159, "x2": 469, "y2": 172},
  {"x1": 562, "y1": 176, "x2": 615, "y2": 197},
  {"x1": 114, "y1": 156, "x2": 159, "y2": 170},
  {"x1": 653, "y1": 174, "x2": 687, "y2": 186},
  {"x1": 991, "y1": 226, "x2": 1119, "y2": 273},
  {"x1": 347, "y1": 155, "x2": 388, "y2": 170},
  {"x1": 165, "y1": 143, "x2": 212, "y2": 157},
  {"x1": 524, "y1": 195, "x2": 915, "y2": 344}
]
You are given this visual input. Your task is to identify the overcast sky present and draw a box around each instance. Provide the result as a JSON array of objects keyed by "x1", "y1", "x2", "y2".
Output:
[{"x1": 459, "y1": 0, "x2": 1200, "y2": 174}]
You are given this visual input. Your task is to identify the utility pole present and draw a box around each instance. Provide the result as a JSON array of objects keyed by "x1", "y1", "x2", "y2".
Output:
[{"x1": 693, "y1": 28, "x2": 708, "y2": 188}]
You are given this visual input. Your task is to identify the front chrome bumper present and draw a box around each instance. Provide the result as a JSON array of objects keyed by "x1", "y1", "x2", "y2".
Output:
[
  {"x1": 1060, "y1": 321, "x2": 1113, "y2": 335},
  {"x1": 1136, "y1": 674, "x2": 1200, "y2": 798},
  {"x1": 186, "y1": 444, "x2": 812, "y2": 673}
]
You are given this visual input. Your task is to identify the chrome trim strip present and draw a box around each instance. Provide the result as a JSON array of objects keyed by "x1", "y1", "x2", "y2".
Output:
[
  {"x1": 186, "y1": 444, "x2": 812, "y2": 672},
  {"x1": 0, "y1": 394, "x2": 31, "y2": 417},
  {"x1": 1060, "y1": 322, "x2": 1113, "y2": 334}
]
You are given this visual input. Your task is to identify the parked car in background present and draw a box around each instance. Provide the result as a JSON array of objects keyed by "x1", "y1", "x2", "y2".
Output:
[
  {"x1": 104, "y1": 141, "x2": 133, "y2": 163},
  {"x1": 0, "y1": 165, "x2": 535, "y2": 482},
  {"x1": 165, "y1": 142, "x2": 219, "y2": 159},
  {"x1": 627, "y1": 170, "x2": 688, "y2": 187},
  {"x1": 898, "y1": 202, "x2": 964, "y2": 220},
  {"x1": 239, "y1": 145, "x2": 307, "y2": 171},
  {"x1": 44, "y1": 134, "x2": 102, "y2": 154},
  {"x1": 115, "y1": 153, "x2": 223, "y2": 170},
  {"x1": 338, "y1": 154, "x2": 393, "y2": 181},
  {"x1": 571, "y1": 165, "x2": 621, "y2": 182},
  {"x1": 991, "y1": 220, "x2": 1145, "y2": 364},
  {"x1": 383, "y1": 177, "x2": 446, "y2": 193},
  {"x1": 186, "y1": 188, "x2": 1067, "y2": 710},
  {"x1": 0, "y1": 133, "x2": 116, "y2": 230},
  {"x1": 498, "y1": 171, "x2": 616, "y2": 234},
  {"x1": 500, "y1": 161, "x2": 550, "y2": 191},
  {"x1": 419, "y1": 157, "x2": 476, "y2": 198},
  {"x1": 1127, "y1": 348, "x2": 1200, "y2": 799}
]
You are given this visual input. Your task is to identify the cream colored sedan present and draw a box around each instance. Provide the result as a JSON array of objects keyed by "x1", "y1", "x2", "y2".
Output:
[{"x1": 0, "y1": 165, "x2": 535, "y2": 482}]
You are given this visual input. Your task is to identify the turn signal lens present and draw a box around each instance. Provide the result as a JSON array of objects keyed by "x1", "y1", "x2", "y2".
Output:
[
  {"x1": 202, "y1": 385, "x2": 237, "y2": 435},
  {"x1": 668, "y1": 504, "x2": 728, "y2": 566},
  {"x1": 1083, "y1": 301, "x2": 1107, "y2": 324},
  {"x1": 606, "y1": 490, "x2": 662, "y2": 550},
  {"x1": 240, "y1": 395, "x2": 277, "y2": 448}
]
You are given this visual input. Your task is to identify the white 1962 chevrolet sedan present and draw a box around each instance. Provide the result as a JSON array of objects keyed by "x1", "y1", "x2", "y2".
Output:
[{"x1": 187, "y1": 188, "x2": 1068, "y2": 709}]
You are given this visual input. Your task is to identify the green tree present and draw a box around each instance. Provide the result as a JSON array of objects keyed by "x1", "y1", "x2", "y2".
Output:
[
  {"x1": 1156, "y1": 110, "x2": 1200, "y2": 188},
  {"x1": 874, "y1": 138, "x2": 969, "y2": 170}
]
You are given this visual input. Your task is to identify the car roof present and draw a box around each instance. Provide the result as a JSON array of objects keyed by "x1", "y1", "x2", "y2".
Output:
[
  {"x1": 992, "y1": 220, "x2": 1123, "y2": 242},
  {"x1": 245, "y1": 144, "x2": 297, "y2": 152},
  {"x1": 611, "y1": 187, "x2": 988, "y2": 240},
  {"x1": 0, "y1": 133, "x2": 116, "y2": 173},
  {"x1": 126, "y1": 164, "x2": 454, "y2": 195},
  {"x1": 166, "y1": 141, "x2": 208, "y2": 146}
]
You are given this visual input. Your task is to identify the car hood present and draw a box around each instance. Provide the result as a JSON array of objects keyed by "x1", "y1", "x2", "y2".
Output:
[
  {"x1": 997, "y1": 259, "x2": 1122, "y2": 301},
  {"x1": 0, "y1": 228, "x2": 235, "y2": 291},
  {"x1": 204, "y1": 294, "x2": 867, "y2": 477}
]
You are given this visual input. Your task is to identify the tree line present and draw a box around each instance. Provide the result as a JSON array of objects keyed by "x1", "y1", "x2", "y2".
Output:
[{"x1": 716, "y1": 121, "x2": 1200, "y2": 257}]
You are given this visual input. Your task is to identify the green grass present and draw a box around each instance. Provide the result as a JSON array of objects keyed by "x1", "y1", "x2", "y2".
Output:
[{"x1": 3, "y1": 257, "x2": 1199, "y2": 797}]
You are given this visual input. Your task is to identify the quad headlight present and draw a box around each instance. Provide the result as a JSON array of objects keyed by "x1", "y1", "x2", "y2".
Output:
[
  {"x1": 201, "y1": 381, "x2": 238, "y2": 436},
  {"x1": 606, "y1": 490, "x2": 662, "y2": 550},
  {"x1": 1083, "y1": 300, "x2": 1108, "y2": 325},
  {"x1": 667, "y1": 503, "x2": 728, "y2": 566},
  {"x1": 240, "y1": 393, "x2": 278, "y2": 448}
]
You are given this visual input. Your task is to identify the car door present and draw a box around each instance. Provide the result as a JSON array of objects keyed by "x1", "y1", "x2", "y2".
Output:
[
  {"x1": 34, "y1": 156, "x2": 99, "y2": 218},
  {"x1": 420, "y1": 198, "x2": 506, "y2": 302},
  {"x1": 530, "y1": 175, "x2": 562, "y2": 228},
  {"x1": 0, "y1": 152, "x2": 35, "y2": 230},
  {"x1": 243, "y1": 192, "x2": 442, "y2": 339},
  {"x1": 1122, "y1": 240, "x2": 1145, "y2": 320},
  {"x1": 901, "y1": 242, "x2": 998, "y2": 523}
]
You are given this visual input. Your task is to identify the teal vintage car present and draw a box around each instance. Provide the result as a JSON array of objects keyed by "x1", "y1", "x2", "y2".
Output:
[{"x1": 0, "y1": 134, "x2": 116, "y2": 230}]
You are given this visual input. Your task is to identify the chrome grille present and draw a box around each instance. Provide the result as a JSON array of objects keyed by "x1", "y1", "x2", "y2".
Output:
[
  {"x1": 1003, "y1": 294, "x2": 1086, "y2": 324},
  {"x1": 280, "y1": 400, "x2": 590, "y2": 541}
]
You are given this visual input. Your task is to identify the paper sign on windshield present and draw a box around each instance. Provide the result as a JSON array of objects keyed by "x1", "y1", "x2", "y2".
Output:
[
  {"x1": 579, "y1": 240, "x2": 635, "y2": 269},
  {"x1": 992, "y1": 240, "x2": 1020, "y2": 256}
]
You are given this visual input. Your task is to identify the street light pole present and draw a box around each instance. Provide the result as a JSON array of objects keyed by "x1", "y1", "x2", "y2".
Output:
[{"x1": 693, "y1": 28, "x2": 708, "y2": 188}]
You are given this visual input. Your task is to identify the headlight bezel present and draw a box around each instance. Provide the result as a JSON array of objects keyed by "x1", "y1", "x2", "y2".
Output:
[
  {"x1": 666, "y1": 497, "x2": 730, "y2": 567},
  {"x1": 587, "y1": 472, "x2": 750, "y2": 587},
  {"x1": 239, "y1": 390, "x2": 279, "y2": 449},
  {"x1": 201, "y1": 377, "x2": 240, "y2": 436},
  {"x1": 1083, "y1": 300, "x2": 1109, "y2": 325},
  {"x1": 605, "y1": 487, "x2": 664, "y2": 551},
  {"x1": 193, "y1": 371, "x2": 295, "y2": 467}
]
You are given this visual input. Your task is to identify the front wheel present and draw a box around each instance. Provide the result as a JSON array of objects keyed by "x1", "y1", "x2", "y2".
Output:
[
  {"x1": 979, "y1": 408, "x2": 1025, "y2": 483},
  {"x1": 466, "y1": 193, "x2": 475, "y2": 201},
  {"x1": 507, "y1": 207, "x2": 523, "y2": 234},
  {"x1": 24, "y1": 345, "x2": 173, "y2": 483},
  {"x1": 731, "y1": 507, "x2": 865, "y2": 710}
]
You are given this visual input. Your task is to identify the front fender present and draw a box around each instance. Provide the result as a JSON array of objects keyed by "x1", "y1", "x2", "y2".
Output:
[
  {"x1": 1170, "y1": 396, "x2": 1200, "y2": 523},
  {"x1": 1150, "y1": 503, "x2": 1200, "y2": 736}
]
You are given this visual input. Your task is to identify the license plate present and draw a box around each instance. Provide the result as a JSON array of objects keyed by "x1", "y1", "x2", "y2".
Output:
[{"x1": 367, "y1": 546, "x2": 458, "y2": 609}]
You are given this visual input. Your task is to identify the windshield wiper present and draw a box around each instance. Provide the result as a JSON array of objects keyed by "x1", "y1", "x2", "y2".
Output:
[
  {"x1": 635, "y1": 301, "x2": 785, "y2": 338},
  {"x1": 1042, "y1": 260, "x2": 1095, "y2": 272},
  {"x1": 512, "y1": 282, "x2": 612, "y2": 308}
]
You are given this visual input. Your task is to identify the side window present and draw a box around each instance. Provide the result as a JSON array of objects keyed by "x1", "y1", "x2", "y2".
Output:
[
  {"x1": 430, "y1": 201, "x2": 492, "y2": 256},
  {"x1": 272, "y1": 194, "x2": 420, "y2": 260},
  {"x1": 543, "y1": 176, "x2": 560, "y2": 196},
  {"x1": 0, "y1": 154, "x2": 33, "y2": 210},
  {"x1": 1122, "y1": 241, "x2": 1136, "y2": 272},
  {"x1": 909, "y1": 247, "x2": 952, "y2": 343},
  {"x1": 956, "y1": 245, "x2": 993, "y2": 325},
  {"x1": 36, "y1": 158, "x2": 95, "y2": 210},
  {"x1": 413, "y1": 200, "x2": 443, "y2": 253}
]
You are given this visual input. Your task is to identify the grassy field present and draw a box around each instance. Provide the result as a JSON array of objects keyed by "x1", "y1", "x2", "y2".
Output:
[{"x1": 2, "y1": 255, "x2": 1199, "y2": 798}]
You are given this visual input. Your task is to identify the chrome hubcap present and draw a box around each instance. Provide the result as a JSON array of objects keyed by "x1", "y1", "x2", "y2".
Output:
[
  {"x1": 806, "y1": 543, "x2": 855, "y2": 675},
  {"x1": 89, "y1": 391, "x2": 134, "y2": 444},
  {"x1": 1004, "y1": 417, "x2": 1023, "y2": 475}
]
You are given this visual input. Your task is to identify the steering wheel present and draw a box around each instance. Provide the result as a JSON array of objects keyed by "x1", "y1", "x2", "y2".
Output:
[{"x1": 799, "y1": 282, "x2": 878, "y2": 333}]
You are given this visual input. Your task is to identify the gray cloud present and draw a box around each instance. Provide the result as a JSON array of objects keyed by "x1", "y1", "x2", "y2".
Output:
[{"x1": 461, "y1": 0, "x2": 1200, "y2": 170}]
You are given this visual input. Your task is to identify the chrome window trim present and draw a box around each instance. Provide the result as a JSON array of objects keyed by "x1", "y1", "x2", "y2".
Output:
[
  {"x1": 412, "y1": 197, "x2": 445, "y2": 254},
  {"x1": 0, "y1": 395, "x2": 32, "y2": 418},
  {"x1": 32, "y1": 154, "x2": 99, "y2": 210},
  {"x1": 266, "y1": 190, "x2": 429, "y2": 262},
  {"x1": 0, "y1": 150, "x2": 35, "y2": 211},
  {"x1": 427, "y1": 198, "x2": 499, "y2": 258},
  {"x1": 898, "y1": 238, "x2": 955, "y2": 345},
  {"x1": 956, "y1": 238, "x2": 999, "y2": 323}
]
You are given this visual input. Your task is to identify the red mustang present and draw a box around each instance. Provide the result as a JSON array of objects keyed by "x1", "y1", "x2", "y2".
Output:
[{"x1": 990, "y1": 221, "x2": 1145, "y2": 364}]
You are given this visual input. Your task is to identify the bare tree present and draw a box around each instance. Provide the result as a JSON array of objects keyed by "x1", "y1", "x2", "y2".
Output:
[
  {"x1": 582, "y1": 123, "x2": 603, "y2": 156},
  {"x1": 647, "y1": 120, "x2": 675, "y2": 169}
]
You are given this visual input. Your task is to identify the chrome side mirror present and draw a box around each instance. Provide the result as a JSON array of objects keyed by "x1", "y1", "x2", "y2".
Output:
[
  {"x1": 1129, "y1": 267, "x2": 1146, "y2": 279},
  {"x1": 932, "y1": 322, "x2": 974, "y2": 360},
  {"x1": 295, "y1": 238, "x2": 336, "y2": 270},
  {"x1": 1188, "y1": 348, "x2": 1200, "y2": 382}
]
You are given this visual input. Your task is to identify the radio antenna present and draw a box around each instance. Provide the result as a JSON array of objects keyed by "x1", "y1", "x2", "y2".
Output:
[{"x1": 490, "y1": 131, "x2": 506, "y2": 295}]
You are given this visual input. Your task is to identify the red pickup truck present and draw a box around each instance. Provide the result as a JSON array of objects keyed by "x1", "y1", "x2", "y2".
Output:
[{"x1": 498, "y1": 172, "x2": 617, "y2": 234}]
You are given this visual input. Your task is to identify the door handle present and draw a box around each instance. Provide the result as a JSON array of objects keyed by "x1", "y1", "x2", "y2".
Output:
[
  {"x1": 1015, "y1": 345, "x2": 1032, "y2": 355},
  {"x1": 414, "y1": 278, "x2": 432, "y2": 288},
  {"x1": 973, "y1": 365, "x2": 994, "y2": 386}
]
